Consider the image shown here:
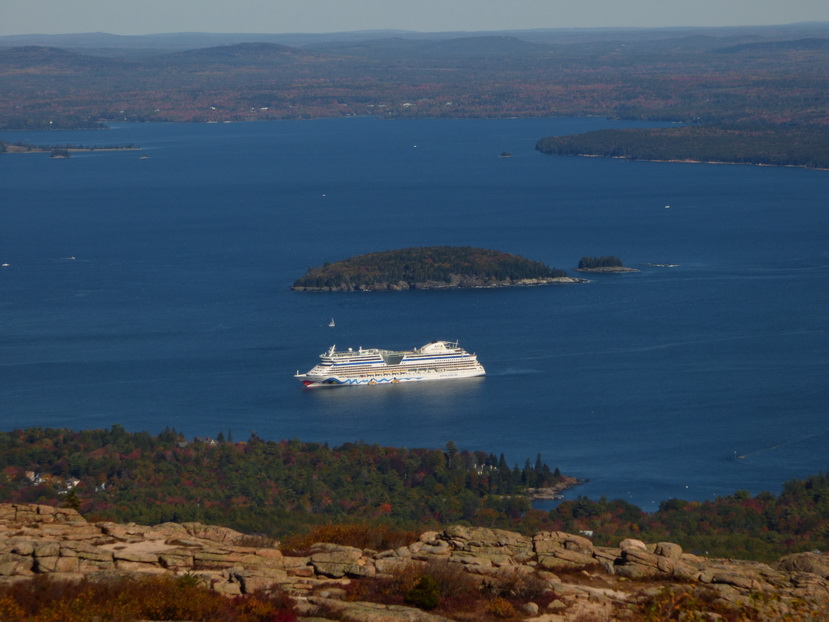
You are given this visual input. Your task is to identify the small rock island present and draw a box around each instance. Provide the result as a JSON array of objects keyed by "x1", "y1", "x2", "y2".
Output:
[{"x1": 292, "y1": 246, "x2": 585, "y2": 292}]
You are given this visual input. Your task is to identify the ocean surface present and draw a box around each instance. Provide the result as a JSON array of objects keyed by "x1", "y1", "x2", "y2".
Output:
[{"x1": 1, "y1": 117, "x2": 827, "y2": 511}]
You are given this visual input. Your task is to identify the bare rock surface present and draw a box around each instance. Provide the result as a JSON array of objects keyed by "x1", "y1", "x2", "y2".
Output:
[{"x1": 1, "y1": 503, "x2": 828, "y2": 620}]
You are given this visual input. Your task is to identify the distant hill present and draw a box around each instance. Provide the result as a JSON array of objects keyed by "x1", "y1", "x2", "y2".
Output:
[
  {"x1": 420, "y1": 35, "x2": 547, "y2": 58},
  {"x1": 1, "y1": 23, "x2": 828, "y2": 134},
  {"x1": 153, "y1": 42, "x2": 315, "y2": 65},
  {"x1": 4, "y1": 24, "x2": 828, "y2": 52},
  {"x1": 305, "y1": 35, "x2": 548, "y2": 61},
  {"x1": 715, "y1": 37, "x2": 829, "y2": 54},
  {"x1": 0, "y1": 45, "x2": 129, "y2": 70}
]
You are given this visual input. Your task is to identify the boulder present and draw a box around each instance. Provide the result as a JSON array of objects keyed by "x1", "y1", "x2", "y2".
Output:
[
  {"x1": 34, "y1": 556, "x2": 60, "y2": 572},
  {"x1": 34, "y1": 541, "x2": 61, "y2": 558},
  {"x1": 61, "y1": 541, "x2": 113, "y2": 563},
  {"x1": 11, "y1": 540, "x2": 35, "y2": 556},
  {"x1": 55, "y1": 557, "x2": 79, "y2": 573},
  {"x1": 619, "y1": 538, "x2": 648, "y2": 552},
  {"x1": 310, "y1": 543, "x2": 373, "y2": 578},
  {"x1": 654, "y1": 542, "x2": 683, "y2": 559},
  {"x1": 534, "y1": 531, "x2": 594, "y2": 556},
  {"x1": 180, "y1": 523, "x2": 247, "y2": 545},
  {"x1": 708, "y1": 570, "x2": 763, "y2": 592},
  {"x1": 115, "y1": 560, "x2": 167, "y2": 574},
  {"x1": 157, "y1": 550, "x2": 195, "y2": 569},
  {"x1": 538, "y1": 548, "x2": 597, "y2": 570},
  {"x1": 230, "y1": 566, "x2": 290, "y2": 593},
  {"x1": 442, "y1": 525, "x2": 532, "y2": 555},
  {"x1": 775, "y1": 552, "x2": 829, "y2": 579}
]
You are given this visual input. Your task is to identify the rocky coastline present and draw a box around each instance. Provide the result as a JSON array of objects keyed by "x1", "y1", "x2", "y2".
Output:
[
  {"x1": 2, "y1": 503, "x2": 827, "y2": 621},
  {"x1": 292, "y1": 275, "x2": 586, "y2": 292},
  {"x1": 527, "y1": 476, "x2": 585, "y2": 501}
]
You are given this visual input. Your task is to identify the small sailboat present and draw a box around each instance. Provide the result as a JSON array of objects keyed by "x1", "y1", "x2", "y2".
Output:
[{"x1": 328, "y1": 318, "x2": 335, "y2": 327}]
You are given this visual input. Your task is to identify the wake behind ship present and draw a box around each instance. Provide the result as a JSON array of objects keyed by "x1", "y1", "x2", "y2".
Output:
[{"x1": 295, "y1": 340, "x2": 485, "y2": 387}]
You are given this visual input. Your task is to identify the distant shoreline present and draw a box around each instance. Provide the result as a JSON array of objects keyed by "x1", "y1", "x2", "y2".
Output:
[
  {"x1": 293, "y1": 275, "x2": 588, "y2": 292},
  {"x1": 4, "y1": 145, "x2": 139, "y2": 154},
  {"x1": 575, "y1": 152, "x2": 829, "y2": 171},
  {"x1": 574, "y1": 266, "x2": 639, "y2": 273}
]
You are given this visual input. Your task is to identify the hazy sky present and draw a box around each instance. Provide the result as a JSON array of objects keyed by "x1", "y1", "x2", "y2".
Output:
[{"x1": 2, "y1": 0, "x2": 829, "y2": 36}]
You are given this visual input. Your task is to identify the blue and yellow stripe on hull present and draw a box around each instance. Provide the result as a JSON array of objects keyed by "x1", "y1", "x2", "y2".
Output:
[{"x1": 302, "y1": 376, "x2": 422, "y2": 387}]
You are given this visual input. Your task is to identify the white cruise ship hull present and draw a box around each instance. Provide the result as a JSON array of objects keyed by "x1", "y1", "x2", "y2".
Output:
[{"x1": 295, "y1": 340, "x2": 485, "y2": 388}]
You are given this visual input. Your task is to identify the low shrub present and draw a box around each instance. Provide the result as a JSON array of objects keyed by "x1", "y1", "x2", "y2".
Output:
[
  {"x1": 0, "y1": 574, "x2": 297, "y2": 622},
  {"x1": 421, "y1": 559, "x2": 479, "y2": 598},
  {"x1": 282, "y1": 522, "x2": 419, "y2": 552},
  {"x1": 486, "y1": 596, "x2": 518, "y2": 618},
  {"x1": 484, "y1": 568, "x2": 549, "y2": 600},
  {"x1": 404, "y1": 575, "x2": 441, "y2": 610}
]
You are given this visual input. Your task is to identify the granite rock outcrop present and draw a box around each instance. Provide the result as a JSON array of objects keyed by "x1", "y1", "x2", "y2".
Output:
[{"x1": 1, "y1": 504, "x2": 827, "y2": 620}]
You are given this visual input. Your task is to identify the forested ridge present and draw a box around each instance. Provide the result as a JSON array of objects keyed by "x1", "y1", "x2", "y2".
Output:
[
  {"x1": 292, "y1": 246, "x2": 567, "y2": 290},
  {"x1": 536, "y1": 125, "x2": 829, "y2": 169},
  {"x1": 0, "y1": 426, "x2": 564, "y2": 537},
  {"x1": 2, "y1": 426, "x2": 828, "y2": 561}
]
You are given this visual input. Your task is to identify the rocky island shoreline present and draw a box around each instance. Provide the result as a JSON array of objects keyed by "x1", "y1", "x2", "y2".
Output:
[
  {"x1": 293, "y1": 274, "x2": 586, "y2": 292},
  {"x1": 573, "y1": 266, "x2": 639, "y2": 274}
]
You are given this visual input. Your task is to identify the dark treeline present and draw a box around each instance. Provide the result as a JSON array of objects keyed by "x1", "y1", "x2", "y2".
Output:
[
  {"x1": 551, "y1": 476, "x2": 829, "y2": 562},
  {"x1": 577, "y1": 256, "x2": 622, "y2": 269},
  {"x1": 0, "y1": 427, "x2": 563, "y2": 538},
  {"x1": 0, "y1": 116, "x2": 106, "y2": 131},
  {"x1": 1, "y1": 141, "x2": 138, "y2": 152},
  {"x1": 536, "y1": 125, "x2": 829, "y2": 170},
  {"x1": 293, "y1": 246, "x2": 566, "y2": 290}
]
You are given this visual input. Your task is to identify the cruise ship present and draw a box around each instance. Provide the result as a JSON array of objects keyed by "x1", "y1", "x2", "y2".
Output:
[{"x1": 295, "y1": 340, "x2": 485, "y2": 387}]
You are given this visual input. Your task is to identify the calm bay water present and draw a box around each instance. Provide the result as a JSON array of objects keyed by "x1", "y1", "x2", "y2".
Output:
[{"x1": 1, "y1": 117, "x2": 827, "y2": 511}]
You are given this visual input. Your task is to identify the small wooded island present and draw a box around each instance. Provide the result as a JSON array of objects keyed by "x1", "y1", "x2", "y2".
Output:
[
  {"x1": 574, "y1": 255, "x2": 639, "y2": 273},
  {"x1": 292, "y1": 246, "x2": 585, "y2": 291}
]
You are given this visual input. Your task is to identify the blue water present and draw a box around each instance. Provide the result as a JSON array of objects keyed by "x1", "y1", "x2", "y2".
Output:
[{"x1": 1, "y1": 117, "x2": 827, "y2": 511}]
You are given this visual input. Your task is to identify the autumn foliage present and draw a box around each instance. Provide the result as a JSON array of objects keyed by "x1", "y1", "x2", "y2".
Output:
[{"x1": 0, "y1": 574, "x2": 296, "y2": 622}]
